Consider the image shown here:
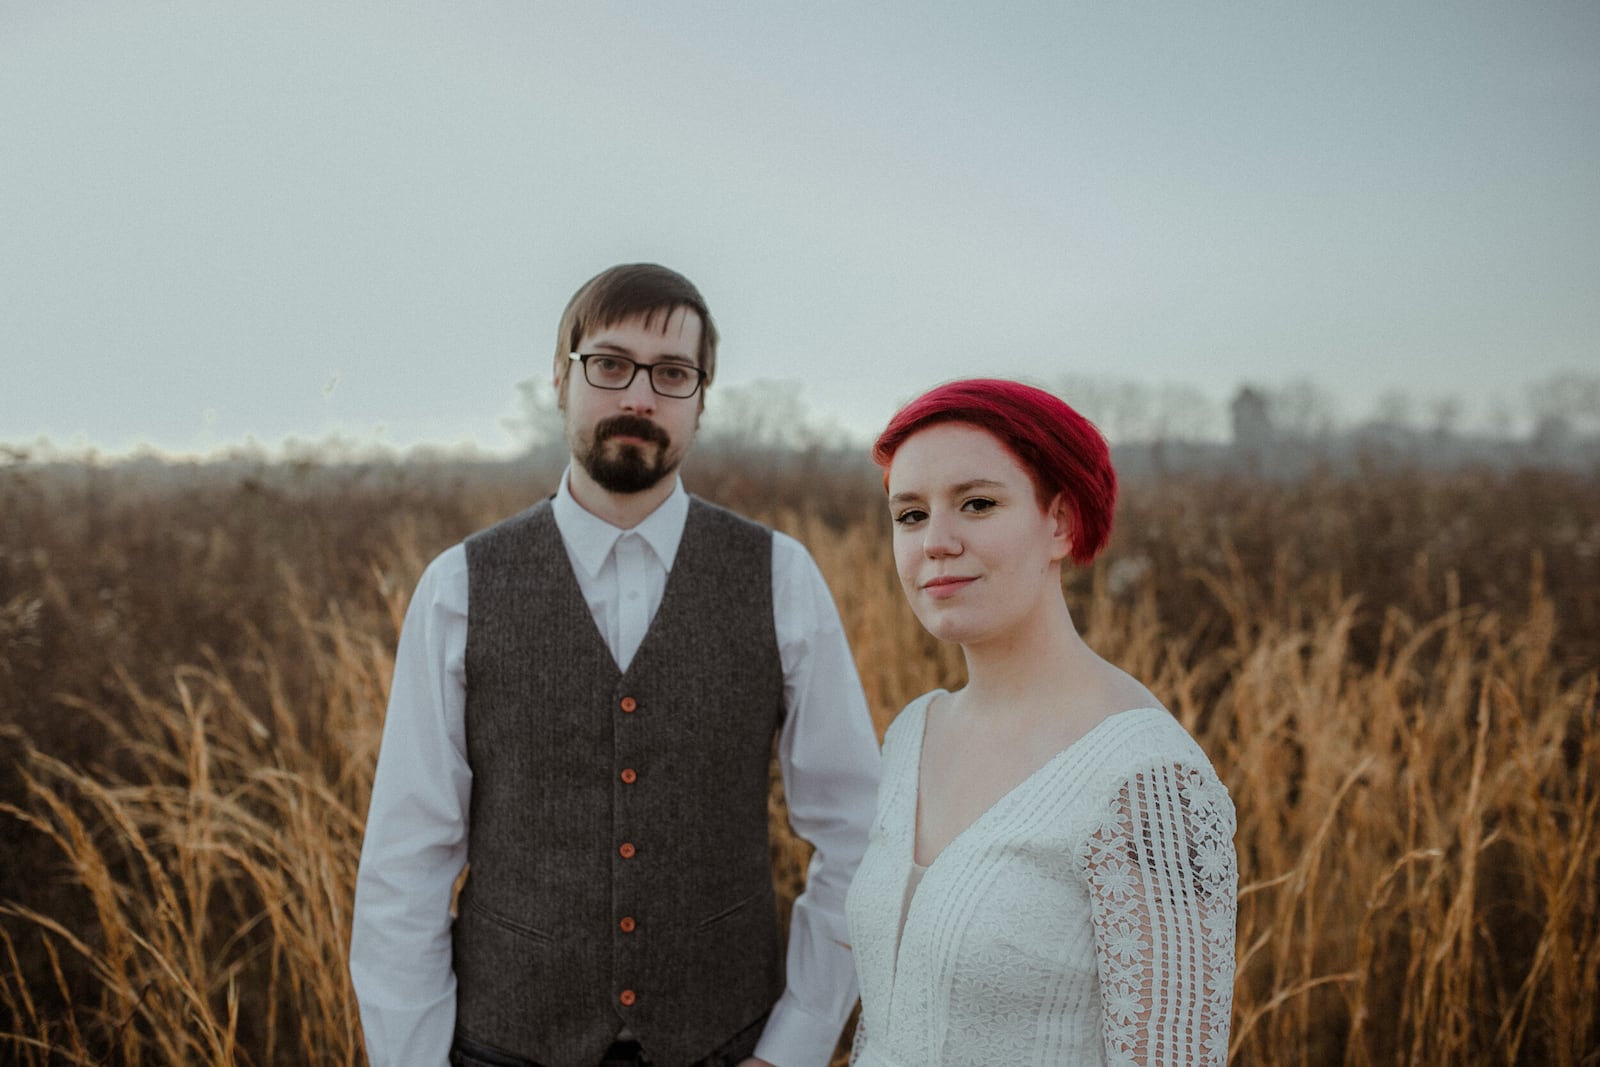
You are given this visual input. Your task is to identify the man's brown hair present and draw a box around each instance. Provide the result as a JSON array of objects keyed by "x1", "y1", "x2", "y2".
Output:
[{"x1": 553, "y1": 263, "x2": 719, "y2": 407}]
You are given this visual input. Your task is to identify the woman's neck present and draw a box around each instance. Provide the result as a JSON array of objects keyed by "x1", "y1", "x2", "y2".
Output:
[{"x1": 956, "y1": 595, "x2": 1092, "y2": 713}]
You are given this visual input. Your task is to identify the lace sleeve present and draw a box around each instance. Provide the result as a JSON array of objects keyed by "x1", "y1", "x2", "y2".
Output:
[{"x1": 1080, "y1": 762, "x2": 1238, "y2": 1066}]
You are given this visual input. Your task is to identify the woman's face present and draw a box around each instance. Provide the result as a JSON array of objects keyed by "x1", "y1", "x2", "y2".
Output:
[{"x1": 885, "y1": 422, "x2": 1072, "y2": 650}]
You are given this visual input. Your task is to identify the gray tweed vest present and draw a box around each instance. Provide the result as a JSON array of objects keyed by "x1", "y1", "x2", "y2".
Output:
[{"x1": 452, "y1": 497, "x2": 786, "y2": 1067}]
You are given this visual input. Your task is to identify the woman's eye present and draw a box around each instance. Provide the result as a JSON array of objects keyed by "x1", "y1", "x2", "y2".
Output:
[
  {"x1": 962, "y1": 497, "x2": 997, "y2": 513},
  {"x1": 893, "y1": 508, "x2": 927, "y2": 526}
]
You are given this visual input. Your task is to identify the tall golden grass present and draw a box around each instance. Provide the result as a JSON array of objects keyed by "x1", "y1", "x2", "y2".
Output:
[{"x1": 1, "y1": 452, "x2": 1596, "y2": 1065}]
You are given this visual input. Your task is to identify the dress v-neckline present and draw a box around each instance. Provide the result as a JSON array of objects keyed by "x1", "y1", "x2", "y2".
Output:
[{"x1": 906, "y1": 691, "x2": 1157, "y2": 870}]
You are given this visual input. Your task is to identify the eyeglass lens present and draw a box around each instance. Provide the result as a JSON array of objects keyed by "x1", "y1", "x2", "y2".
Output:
[{"x1": 579, "y1": 354, "x2": 702, "y2": 398}]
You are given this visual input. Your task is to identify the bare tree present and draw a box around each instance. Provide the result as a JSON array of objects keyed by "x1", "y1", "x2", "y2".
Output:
[
  {"x1": 1427, "y1": 395, "x2": 1464, "y2": 441},
  {"x1": 503, "y1": 376, "x2": 565, "y2": 456},
  {"x1": 698, "y1": 379, "x2": 817, "y2": 450},
  {"x1": 1150, "y1": 383, "x2": 1224, "y2": 441},
  {"x1": 1527, "y1": 372, "x2": 1600, "y2": 436},
  {"x1": 1056, "y1": 376, "x2": 1223, "y2": 444},
  {"x1": 1055, "y1": 376, "x2": 1149, "y2": 442},
  {"x1": 1266, "y1": 379, "x2": 1339, "y2": 441},
  {"x1": 1372, "y1": 390, "x2": 1416, "y2": 431}
]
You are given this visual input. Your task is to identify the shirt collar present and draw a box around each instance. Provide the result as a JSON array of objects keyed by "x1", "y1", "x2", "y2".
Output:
[{"x1": 552, "y1": 467, "x2": 690, "y2": 579}]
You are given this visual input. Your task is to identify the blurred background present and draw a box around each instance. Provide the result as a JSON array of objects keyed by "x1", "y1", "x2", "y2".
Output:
[{"x1": 3, "y1": 2, "x2": 1597, "y2": 460}]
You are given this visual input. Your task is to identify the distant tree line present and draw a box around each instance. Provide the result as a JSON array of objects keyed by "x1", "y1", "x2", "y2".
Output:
[{"x1": 507, "y1": 370, "x2": 1600, "y2": 478}]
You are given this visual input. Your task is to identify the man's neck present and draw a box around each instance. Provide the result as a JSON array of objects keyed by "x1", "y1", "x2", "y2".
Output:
[{"x1": 566, "y1": 464, "x2": 677, "y2": 530}]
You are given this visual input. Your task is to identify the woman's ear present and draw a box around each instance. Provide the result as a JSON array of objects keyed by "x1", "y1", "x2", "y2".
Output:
[{"x1": 1048, "y1": 493, "x2": 1075, "y2": 562}]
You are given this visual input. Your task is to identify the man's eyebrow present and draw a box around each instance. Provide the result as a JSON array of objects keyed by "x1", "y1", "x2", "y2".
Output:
[{"x1": 585, "y1": 340, "x2": 695, "y2": 363}]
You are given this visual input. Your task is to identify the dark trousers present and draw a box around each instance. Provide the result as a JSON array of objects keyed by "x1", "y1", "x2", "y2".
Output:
[{"x1": 450, "y1": 1013, "x2": 767, "y2": 1067}]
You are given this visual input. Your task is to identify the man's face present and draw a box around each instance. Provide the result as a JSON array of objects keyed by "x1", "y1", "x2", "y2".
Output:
[{"x1": 557, "y1": 307, "x2": 705, "y2": 495}]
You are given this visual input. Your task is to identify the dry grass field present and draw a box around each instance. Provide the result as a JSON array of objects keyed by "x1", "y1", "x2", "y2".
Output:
[{"x1": 1, "y1": 448, "x2": 1596, "y2": 1065}]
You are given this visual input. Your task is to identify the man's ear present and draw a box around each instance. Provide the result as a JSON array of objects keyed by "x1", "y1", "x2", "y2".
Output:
[{"x1": 553, "y1": 361, "x2": 569, "y2": 411}]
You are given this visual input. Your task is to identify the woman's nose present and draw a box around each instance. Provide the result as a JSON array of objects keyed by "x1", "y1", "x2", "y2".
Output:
[{"x1": 922, "y1": 512, "x2": 962, "y2": 557}]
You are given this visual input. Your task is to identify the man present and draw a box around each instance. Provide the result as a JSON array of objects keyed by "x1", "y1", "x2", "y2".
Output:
[{"x1": 350, "y1": 263, "x2": 881, "y2": 1067}]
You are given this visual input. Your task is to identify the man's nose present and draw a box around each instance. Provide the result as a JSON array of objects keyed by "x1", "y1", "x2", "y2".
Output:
[{"x1": 618, "y1": 369, "x2": 657, "y2": 414}]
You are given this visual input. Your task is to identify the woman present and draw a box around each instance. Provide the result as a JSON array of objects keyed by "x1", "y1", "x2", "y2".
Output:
[{"x1": 846, "y1": 379, "x2": 1237, "y2": 1066}]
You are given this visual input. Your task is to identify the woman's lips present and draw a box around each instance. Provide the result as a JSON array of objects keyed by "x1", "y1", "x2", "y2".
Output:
[{"x1": 922, "y1": 575, "x2": 976, "y2": 599}]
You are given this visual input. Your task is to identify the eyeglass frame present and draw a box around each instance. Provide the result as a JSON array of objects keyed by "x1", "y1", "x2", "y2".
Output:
[{"x1": 567, "y1": 351, "x2": 707, "y2": 399}]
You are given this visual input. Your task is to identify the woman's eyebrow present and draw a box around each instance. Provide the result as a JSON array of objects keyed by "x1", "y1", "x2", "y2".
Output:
[{"x1": 888, "y1": 478, "x2": 1005, "y2": 505}]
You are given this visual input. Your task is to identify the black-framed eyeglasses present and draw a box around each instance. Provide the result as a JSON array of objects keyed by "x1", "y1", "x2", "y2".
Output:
[{"x1": 568, "y1": 352, "x2": 706, "y2": 399}]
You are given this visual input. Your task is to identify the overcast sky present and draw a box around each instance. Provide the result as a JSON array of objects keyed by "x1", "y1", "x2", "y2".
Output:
[{"x1": 3, "y1": 2, "x2": 1597, "y2": 456}]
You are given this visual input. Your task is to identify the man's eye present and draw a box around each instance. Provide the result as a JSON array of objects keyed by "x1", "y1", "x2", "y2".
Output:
[
  {"x1": 592, "y1": 356, "x2": 628, "y2": 373},
  {"x1": 656, "y1": 365, "x2": 692, "y2": 384}
]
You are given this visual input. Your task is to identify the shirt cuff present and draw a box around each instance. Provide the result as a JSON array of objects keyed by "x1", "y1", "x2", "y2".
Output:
[{"x1": 753, "y1": 989, "x2": 850, "y2": 1067}]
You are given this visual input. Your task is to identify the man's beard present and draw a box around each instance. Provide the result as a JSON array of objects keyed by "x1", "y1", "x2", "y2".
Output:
[{"x1": 578, "y1": 414, "x2": 678, "y2": 494}]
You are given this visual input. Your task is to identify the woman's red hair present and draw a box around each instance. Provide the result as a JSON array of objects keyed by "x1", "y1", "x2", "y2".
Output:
[{"x1": 872, "y1": 378, "x2": 1117, "y2": 566}]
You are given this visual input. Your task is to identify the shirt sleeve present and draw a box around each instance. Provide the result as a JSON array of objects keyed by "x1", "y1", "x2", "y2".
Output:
[
  {"x1": 1080, "y1": 761, "x2": 1238, "y2": 1067},
  {"x1": 349, "y1": 545, "x2": 472, "y2": 1067},
  {"x1": 754, "y1": 533, "x2": 883, "y2": 1067}
]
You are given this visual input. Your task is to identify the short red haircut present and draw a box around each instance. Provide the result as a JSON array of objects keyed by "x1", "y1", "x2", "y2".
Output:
[{"x1": 872, "y1": 378, "x2": 1117, "y2": 566}]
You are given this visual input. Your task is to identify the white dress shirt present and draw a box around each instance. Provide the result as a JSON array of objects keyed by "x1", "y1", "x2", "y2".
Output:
[{"x1": 351, "y1": 472, "x2": 882, "y2": 1067}]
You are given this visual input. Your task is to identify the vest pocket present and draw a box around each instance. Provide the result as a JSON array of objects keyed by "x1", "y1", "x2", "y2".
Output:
[
  {"x1": 695, "y1": 886, "x2": 771, "y2": 930},
  {"x1": 450, "y1": 1034, "x2": 532, "y2": 1067},
  {"x1": 463, "y1": 899, "x2": 555, "y2": 944}
]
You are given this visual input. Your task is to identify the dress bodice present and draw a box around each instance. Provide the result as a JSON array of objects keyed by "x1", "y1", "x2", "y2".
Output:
[{"x1": 845, "y1": 691, "x2": 1237, "y2": 1067}]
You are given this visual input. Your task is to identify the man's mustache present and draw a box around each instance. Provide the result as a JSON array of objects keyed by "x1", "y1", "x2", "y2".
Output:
[{"x1": 595, "y1": 415, "x2": 670, "y2": 448}]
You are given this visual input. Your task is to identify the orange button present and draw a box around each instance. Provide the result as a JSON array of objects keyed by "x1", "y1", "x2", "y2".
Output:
[
  {"x1": 620, "y1": 696, "x2": 637, "y2": 713},
  {"x1": 619, "y1": 842, "x2": 636, "y2": 859},
  {"x1": 620, "y1": 768, "x2": 638, "y2": 784},
  {"x1": 619, "y1": 916, "x2": 636, "y2": 933},
  {"x1": 619, "y1": 989, "x2": 637, "y2": 1007}
]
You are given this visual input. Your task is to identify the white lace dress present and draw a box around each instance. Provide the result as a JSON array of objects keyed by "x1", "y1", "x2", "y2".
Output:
[{"x1": 845, "y1": 691, "x2": 1237, "y2": 1067}]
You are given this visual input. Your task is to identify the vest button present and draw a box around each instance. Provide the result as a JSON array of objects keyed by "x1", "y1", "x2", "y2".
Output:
[
  {"x1": 619, "y1": 989, "x2": 637, "y2": 1007},
  {"x1": 620, "y1": 768, "x2": 637, "y2": 784},
  {"x1": 619, "y1": 916, "x2": 636, "y2": 933},
  {"x1": 619, "y1": 696, "x2": 638, "y2": 713},
  {"x1": 618, "y1": 842, "x2": 636, "y2": 859}
]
